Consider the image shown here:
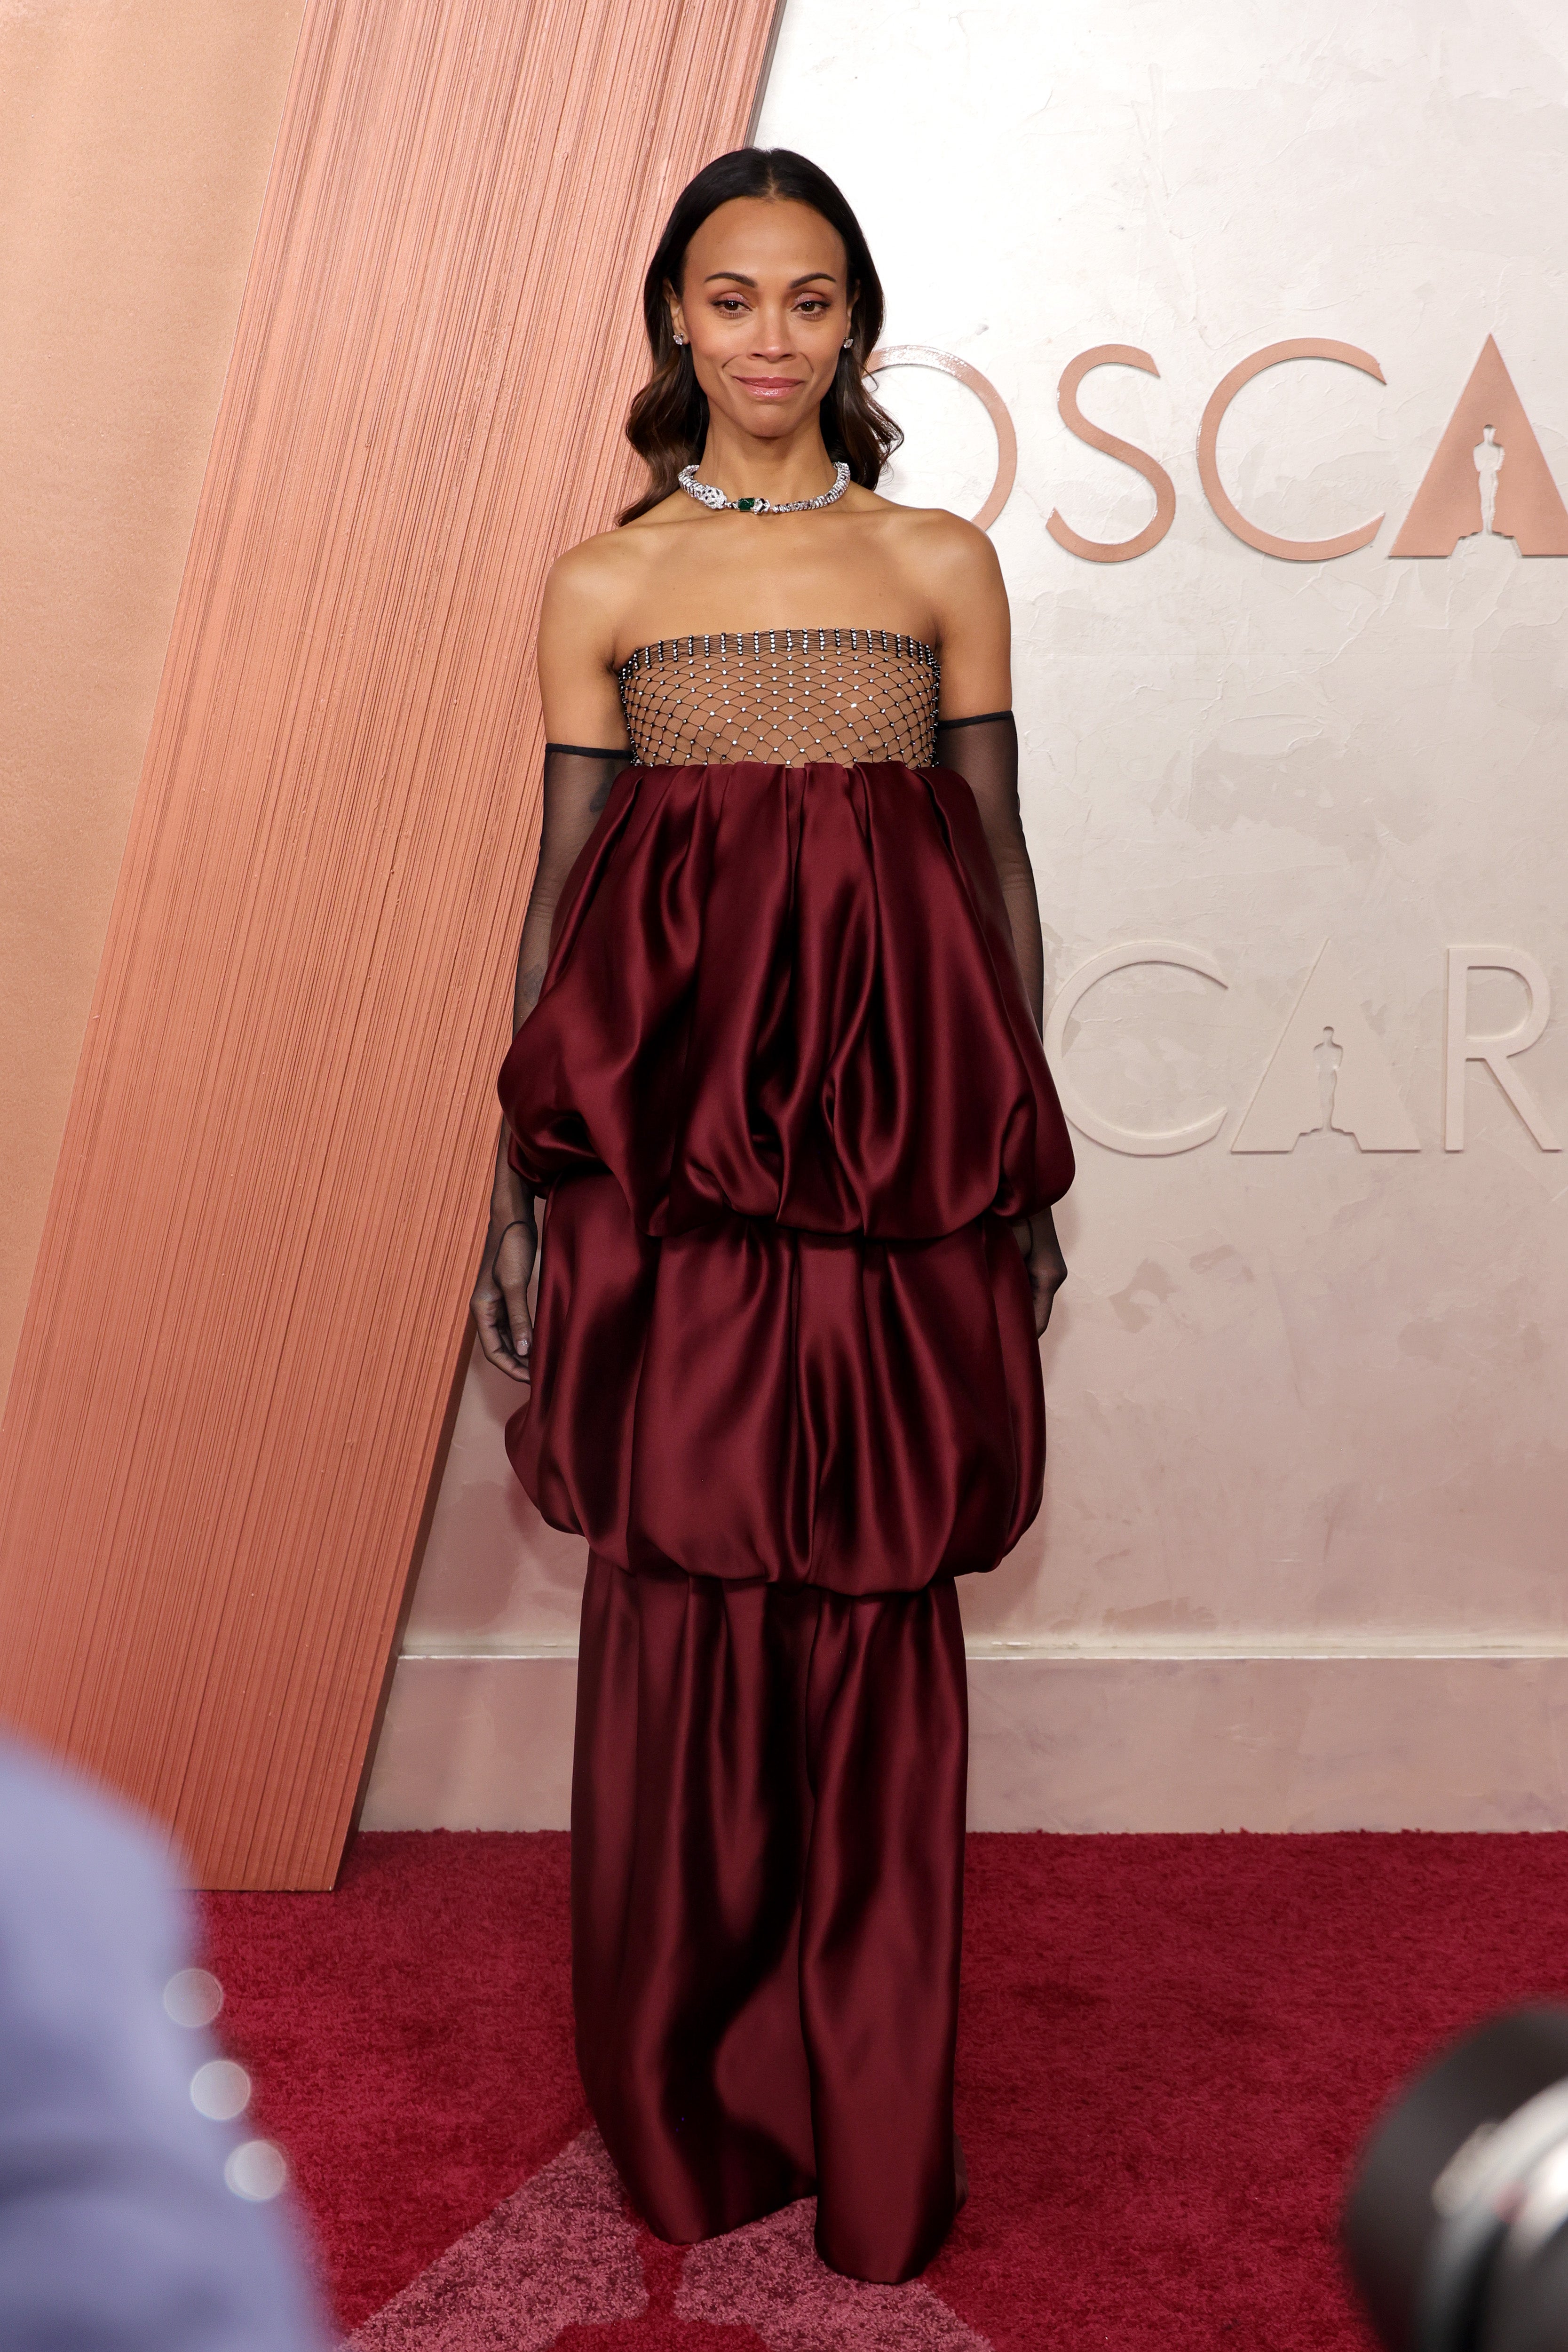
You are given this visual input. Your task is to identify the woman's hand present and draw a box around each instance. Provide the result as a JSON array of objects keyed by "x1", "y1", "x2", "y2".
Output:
[
  {"x1": 472, "y1": 1185, "x2": 538, "y2": 1382},
  {"x1": 1012, "y1": 1205, "x2": 1067, "y2": 1336}
]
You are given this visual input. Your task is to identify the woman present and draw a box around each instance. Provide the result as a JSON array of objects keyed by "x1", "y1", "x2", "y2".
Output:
[{"x1": 471, "y1": 146, "x2": 1073, "y2": 2285}]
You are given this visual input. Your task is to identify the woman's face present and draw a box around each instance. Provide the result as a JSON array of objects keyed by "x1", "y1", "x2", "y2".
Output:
[{"x1": 670, "y1": 197, "x2": 853, "y2": 447}]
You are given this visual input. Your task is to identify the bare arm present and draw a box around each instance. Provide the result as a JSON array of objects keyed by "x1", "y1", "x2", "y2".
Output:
[{"x1": 471, "y1": 546, "x2": 632, "y2": 1382}]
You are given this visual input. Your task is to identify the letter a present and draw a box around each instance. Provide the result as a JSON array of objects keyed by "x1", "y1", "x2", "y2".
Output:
[
  {"x1": 1232, "y1": 942, "x2": 1419, "y2": 1152},
  {"x1": 1391, "y1": 337, "x2": 1568, "y2": 556}
]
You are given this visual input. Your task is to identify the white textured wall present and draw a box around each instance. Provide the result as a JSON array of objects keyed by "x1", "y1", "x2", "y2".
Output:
[{"x1": 364, "y1": 0, "x2": 1568, "y2": 1830}]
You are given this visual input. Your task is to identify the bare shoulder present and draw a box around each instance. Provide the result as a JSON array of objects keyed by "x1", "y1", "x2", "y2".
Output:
[
  {"x1": 849, "y1": 494, "x2": 1005, "y2": 622},
  {"x1": 544, "y1": 524, "x2": 648, "y2": 618},
  {"x1": 863, "y1": 501, "x2": 1010, "y2": 703},
  {"x1": 877, "y1": 499, "x2": 1004, "y2": 594},
  {"x1": 539, "y1": 521, "x2": 669, "y2": 675}
]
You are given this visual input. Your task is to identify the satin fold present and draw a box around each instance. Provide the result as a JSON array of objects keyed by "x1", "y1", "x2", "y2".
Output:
[
  {"x1": 499, "y1": 759, "x2": 1074, "y2": 1598},
  {"x1": 501, "y1": 759, "x2": 1070, "y2": 1237}
]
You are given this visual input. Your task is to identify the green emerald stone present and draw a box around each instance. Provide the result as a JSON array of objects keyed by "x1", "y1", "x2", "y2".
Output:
[{"x1": 736, "y1": 496, "x2": 758, "y2": 511}]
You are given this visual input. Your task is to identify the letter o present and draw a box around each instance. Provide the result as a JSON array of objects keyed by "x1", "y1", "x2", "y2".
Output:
[{"x1": 867, "y1": 346, "x2": 1018, "y2": 531}]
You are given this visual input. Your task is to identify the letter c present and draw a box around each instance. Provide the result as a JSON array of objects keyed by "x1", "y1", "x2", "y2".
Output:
[
  {"x1": 1197, "y1": 339, "x2": 1386, "y2": 560},
  {"x1": 1045, "y1": 943, "x2": 1230, "y2": 1156}
]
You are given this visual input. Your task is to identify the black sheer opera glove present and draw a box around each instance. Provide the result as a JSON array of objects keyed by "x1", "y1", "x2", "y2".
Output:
[
  {"x1": 471, "y1": 743, "x2": 629, "y2": 1382},
  {"x1": 934, "y1": 710, "x2": 1042, "y2": 1025},
  {"x1": 935, "y1": 709, "x2": 1065, "y2": 1335}
]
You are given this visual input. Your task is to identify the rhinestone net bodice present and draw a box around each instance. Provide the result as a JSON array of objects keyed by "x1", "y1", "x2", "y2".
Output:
[{"x1": 618, "y1": 627, "x2": 940, "y2": 767}]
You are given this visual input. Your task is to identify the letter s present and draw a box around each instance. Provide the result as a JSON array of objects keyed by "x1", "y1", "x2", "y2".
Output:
[{"x1": 1047, "y1": 346, "x2": 1177, "y2": 563}]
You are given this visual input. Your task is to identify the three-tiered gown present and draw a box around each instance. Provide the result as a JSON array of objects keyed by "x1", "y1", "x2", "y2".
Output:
[{"x1": 498, "y1": 627, "x2": 1073, "y2": 2282}]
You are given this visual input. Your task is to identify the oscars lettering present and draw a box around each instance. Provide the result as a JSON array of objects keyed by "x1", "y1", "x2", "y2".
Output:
[
  {"x1": 879, "y1": 335, "x2": 1568, "y2": 558},
  {"x1": 1046, "y1": 942, "x2": 1562, "y2": 1159}
]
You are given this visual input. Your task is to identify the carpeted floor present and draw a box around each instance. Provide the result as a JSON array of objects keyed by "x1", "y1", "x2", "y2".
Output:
[{"x1": 201, "y1": 1830, "x2": 1568, "y2": 2348}]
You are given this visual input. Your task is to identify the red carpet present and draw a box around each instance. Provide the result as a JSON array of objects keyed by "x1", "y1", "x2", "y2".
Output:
[{"x1": 201, "y1": 1831, "x2": 1568, "y2": 2347}]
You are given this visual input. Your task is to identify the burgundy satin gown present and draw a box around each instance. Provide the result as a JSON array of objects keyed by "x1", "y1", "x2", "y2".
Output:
[{"x1": 498, "y1": 628, "x2": 1073, "y2": 2283}]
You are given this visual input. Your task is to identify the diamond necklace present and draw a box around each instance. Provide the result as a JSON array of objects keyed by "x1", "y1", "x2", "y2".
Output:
[{"x1": 677, "y1": 460, "x2": 850, "y2": 516}]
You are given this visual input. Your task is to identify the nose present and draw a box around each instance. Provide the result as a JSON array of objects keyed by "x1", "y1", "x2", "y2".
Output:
[{"x1": 750, "y1": 304, "x2": 793, "y2": 359}]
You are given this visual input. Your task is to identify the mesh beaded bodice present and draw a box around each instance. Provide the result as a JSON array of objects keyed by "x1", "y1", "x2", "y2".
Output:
[{"x1": 618, "y1": 627, "x2": 940, "y2": 767}]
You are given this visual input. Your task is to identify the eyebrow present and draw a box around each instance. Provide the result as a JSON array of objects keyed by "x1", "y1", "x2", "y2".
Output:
[{"x1": 701, "y1": 270, "x2": 839, "y2": 288}]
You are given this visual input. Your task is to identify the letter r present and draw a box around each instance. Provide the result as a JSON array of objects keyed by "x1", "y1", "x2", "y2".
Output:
[{"x1": 1444, "y1": 947, "x2": 1561, "y2": 1151}]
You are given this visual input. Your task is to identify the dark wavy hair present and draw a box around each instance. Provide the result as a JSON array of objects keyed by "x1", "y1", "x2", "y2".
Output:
[{"x1": 618, "y1": 148, "x2": 901, "y2": 525}]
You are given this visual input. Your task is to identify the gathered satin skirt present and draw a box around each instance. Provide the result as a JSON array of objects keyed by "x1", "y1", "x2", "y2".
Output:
[
  {"x1": 573, "y1": 1556, "x2": 969, "y2": 2281},
  {"x1": 498, "y1": 759, "x2": 1073, "y2": 2278}
]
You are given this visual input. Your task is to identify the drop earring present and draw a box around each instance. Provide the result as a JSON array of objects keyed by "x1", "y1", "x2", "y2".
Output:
[{"x1": 673, "y1": 329, "x2": 688, "y2": 346}]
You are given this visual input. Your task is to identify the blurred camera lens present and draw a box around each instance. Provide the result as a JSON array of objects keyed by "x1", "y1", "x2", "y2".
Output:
[{"x1": 1345, "y1": 2008, "x2": 1568, "y2": 2352}]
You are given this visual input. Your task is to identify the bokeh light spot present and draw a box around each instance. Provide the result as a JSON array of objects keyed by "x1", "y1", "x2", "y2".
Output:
[
  {"x1": 190, "y1": 2058, "x2": 251, "y2": 2121},
  {"x1": 164, "y1": 1967, "x2": 223, "y2": 2028},
  {"x1": 225, "y1": 2140, "x2": 288, "y2": 2202}
]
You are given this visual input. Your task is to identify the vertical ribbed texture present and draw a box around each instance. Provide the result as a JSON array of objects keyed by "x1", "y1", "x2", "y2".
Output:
[{"x1": 0, "y1": 0, "x2": 781, "y2": 1887}]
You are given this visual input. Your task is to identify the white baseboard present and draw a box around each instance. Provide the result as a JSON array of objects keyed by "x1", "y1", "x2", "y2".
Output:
[
  {"x1": 358, "y1": 1649, "x2": 1568, "y2": 1833},
  {"x1": 361, "y1": 1653, "x2": 579, "y2": 1833}
]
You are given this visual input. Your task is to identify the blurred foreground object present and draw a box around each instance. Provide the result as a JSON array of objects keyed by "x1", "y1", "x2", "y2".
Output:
[
  {"x1": 1346, "y1": 2007, "x2": 1568, "y2": 2352},
  {"x1": 0, "y1": 1738, "x2": 328, "y2": 2349}
]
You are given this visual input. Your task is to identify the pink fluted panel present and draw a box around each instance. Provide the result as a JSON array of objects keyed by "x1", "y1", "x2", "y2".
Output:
[{"x1": 0, "y1": 0, "x2": 782, "y2": 1887}]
